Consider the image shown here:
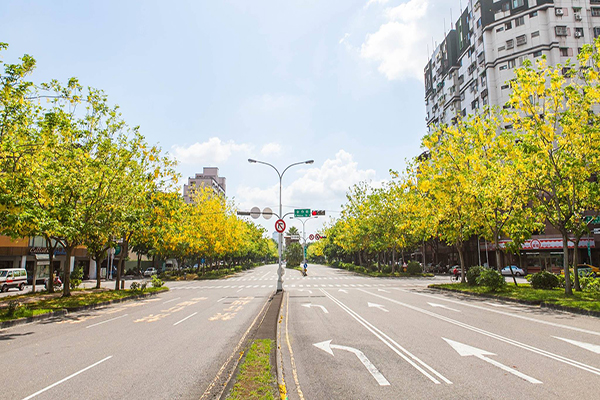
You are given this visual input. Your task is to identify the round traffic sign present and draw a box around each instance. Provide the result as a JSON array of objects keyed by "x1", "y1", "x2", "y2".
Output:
[
  {"x1": 309, "y1": 234, "x2": 315, "y2": 240},
  {"x1": 250, "y1": 206, "x2": 261, "y2": 219},
  {"x1": 263, "y1": 207, "x2": 273, "y2": 220},
  {"x1": 315, "y1": 234, "x2": 321, "y2": 240},
  {"x1": 275, "y1": 219, "x2": 286, "y2": 233}
]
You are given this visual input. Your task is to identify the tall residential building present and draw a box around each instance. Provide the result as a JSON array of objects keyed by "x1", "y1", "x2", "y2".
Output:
[
  {"x1": 183, "y1": 167, "x2": 226, "y2": 203},
  {"x1": 425, "y1": 0, "x2": 598, "y2": 129}
]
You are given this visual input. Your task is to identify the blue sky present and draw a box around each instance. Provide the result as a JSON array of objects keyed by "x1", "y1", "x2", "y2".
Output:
[{"x1": 1, "y1": 0, "x2": 461, "y2": 235}]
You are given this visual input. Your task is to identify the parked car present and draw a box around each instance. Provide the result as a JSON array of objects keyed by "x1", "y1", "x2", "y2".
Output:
[
  {"x1": 143, "y1": 267, "x2": 157, "y2": 277},
  {"x1": 501, "y1": 266, "x2": 525, "y2": 276},
  {"x1": 0, "y1": 268, "x2": 28, "y2": 292},
  {"x1": 577, "y1": 264, "x2": 599, "y2": 277},
  {"x1": 561, "y1": 266, "x2": 597, "y2": 278}
]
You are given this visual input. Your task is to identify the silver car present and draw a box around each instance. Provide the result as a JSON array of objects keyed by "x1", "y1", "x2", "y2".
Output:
[{"x1": 501, "y1": 266, "x2": 525, "y2": 276}]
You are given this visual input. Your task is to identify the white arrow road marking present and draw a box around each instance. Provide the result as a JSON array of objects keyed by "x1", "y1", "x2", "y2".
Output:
[
  {"x1": 301, "y1": 303, "x2": 329, "y2": 313},
  {"x1": 338, "y1": 289, "x2": 348, "y2": 293},
  {"x1": 553, "y1": 337, "x2": 600, "y2": 354},
  {"x1": 428, "y1": 303, "x2": 461, "y2": 312},
  {"x1": 368, "y1": 302, "x2": 389, "y2": 312},
  {"x1": 365, "y1": 289, "x2": 600, "y2": 376},
  {"x1": 443, "y1": 338, "x2": 542, "y2": 384},
  {"x1": 314, "y1": 340, "x2": 390, "y2": 386},
  {"x1": 377, "y1": 289, "x2": 390, "y2": 293}
]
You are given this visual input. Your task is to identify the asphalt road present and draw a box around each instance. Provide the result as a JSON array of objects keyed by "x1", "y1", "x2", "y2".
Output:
[
  {"x1": 0, "y1": 264, "x2": 284, "y2": 400},
  {"x1": 279, "y1": 264, "x2": 600, "y2": 400}
]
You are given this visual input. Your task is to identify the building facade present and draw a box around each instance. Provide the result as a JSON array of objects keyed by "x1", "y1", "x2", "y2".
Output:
[
  {"x1": 426, "y1": 0, "x2": 599, "y2": 129},
  {"x1": 183, "y1": 167, "x2": 227, "y2": 203},
  {"x1": 424, "y1": 0, "x2": 600, "y2": 271}
]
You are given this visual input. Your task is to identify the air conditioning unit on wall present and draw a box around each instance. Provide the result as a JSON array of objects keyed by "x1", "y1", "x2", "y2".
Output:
[
  {"x1": 575, "y1": 13, "x2": 582, "y2": 21},
  {"x1": 555, "y1": 8, "x2": 564, "y2": 16},
  {"x1": 575, "y1": 31, "x2": 582, "y2": 38}
]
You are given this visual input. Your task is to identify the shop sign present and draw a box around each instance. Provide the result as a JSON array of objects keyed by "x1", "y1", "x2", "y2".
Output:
[
  {"x1": 29, "y1": 247, "x2": 66, "y2": 255},
  {"x1": 485, "y1": 237, "x2": 595, "y2": 251}
]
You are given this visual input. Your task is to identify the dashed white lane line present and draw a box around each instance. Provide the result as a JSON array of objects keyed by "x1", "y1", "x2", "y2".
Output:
[
  {"x1": 217, "y1": 297, "x2": 226, "y2": 303},
  {"x1": 163, "y1": 297, "x2": 181, "y2": 305},
  {"x1": 86, "y1": 314, "x2": 129, "y2": 329},
  {"x1": 22, "y1": 356, "x2": 113, "y2": 400},
  {"x1": 174, "y1": 312, "x2": 198, "y2": 326}
]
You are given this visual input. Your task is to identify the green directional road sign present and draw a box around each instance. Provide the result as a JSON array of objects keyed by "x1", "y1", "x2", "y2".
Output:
[{"x1": 294, "y1": 209, "x2": 311, "y2": 218}]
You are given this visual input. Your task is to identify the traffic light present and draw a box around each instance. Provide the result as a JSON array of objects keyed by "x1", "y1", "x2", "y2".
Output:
[{"x1": 312, "y1": 210, "x2": 325, "y2": 216}]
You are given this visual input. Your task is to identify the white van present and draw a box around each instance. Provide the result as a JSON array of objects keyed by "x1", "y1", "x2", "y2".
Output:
[{"x1": 0, "y1": 268, "x2": 28, "y2": 292}]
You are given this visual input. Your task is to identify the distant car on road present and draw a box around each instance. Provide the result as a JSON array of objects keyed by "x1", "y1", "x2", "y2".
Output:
[
  {"x1": 501, "y1": 266, "x2": 525, "y2": 276},
  {"x1": 143, "y1": 267, "x2": 157, "y2": 277}
]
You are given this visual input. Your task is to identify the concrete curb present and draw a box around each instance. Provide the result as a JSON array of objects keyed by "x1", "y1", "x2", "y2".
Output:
[
  {"x1": 0, "y1": 290, "x2": 162, "y2": 329},
  {"x1": 428, "y1": 286, "x2": 600, "y2": 318}
]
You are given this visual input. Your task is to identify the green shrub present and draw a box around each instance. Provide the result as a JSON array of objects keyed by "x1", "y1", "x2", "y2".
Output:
[
  {"x1": 151, "y1": 275, "x2": 164, "y2": 288},
  {"x1": 527, "y1": 271, "x2": 559, "y2": 289},
  {"x1": 467, "y1": 266, "x2": 486, "y2": 286},
  {"x1": 140, "y1": 282, "x2": 147, "y2": 291},
  {"x1": 580, "y1": 276, "x2": 600, "y2": 293},
  {"x1": 6, "y1": 300, "x2": 20, "y2": 317},
  {"x1": 406, "y1": 261, "x2": 422, "y2": 275},
  {"x1": 476, "y1": 268, "x2": 505, "y2": 291},
  {"x1": 130, "y1": 282, "x2": 140, "y2": 291},
  {"x1": 70, "y1": 265, "x2": 83, "y2": 290}
]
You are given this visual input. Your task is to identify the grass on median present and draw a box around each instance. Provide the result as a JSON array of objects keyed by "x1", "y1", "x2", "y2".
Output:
[
  {"x1": 430, "y1": 283, "x2": 600, "y2": 312},
  {"x1": 0, "y1": 286, "x2": 168, "y2": 322},
  {"x1": 227, "y1": 339, "x2": 278, "y2": 400}
]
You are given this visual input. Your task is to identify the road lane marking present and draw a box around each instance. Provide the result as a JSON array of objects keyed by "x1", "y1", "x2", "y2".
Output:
[
  {"x1": 428, "y1": 303, "x2": 461, "y2": 312},
  {"x1": 86, "y1": 314, "x2": 128, "y2": 329},
  {"x1": 163, "y1": 297, "x2": 181, "y2": 305},
  {"x1": 301, "y1": 303, "x2": 329, "y2": 313},
  {"x1": 174, "y1": 312, "x2": 198, "y2": 326},
  {"x1": 377, "y1": 289, "x2": 390, "y2": 293},
  {"x1": 368, "y1": 302, "x2": 389, "y2": 312},
  {"x1": 285, "y1": 292, "x2": 305, "y2": 399},
  {"x1": 361, "y1": 289, "x2": 600, "y2": 376},
  {"x1": 443, "y1": 338, "x2": 542, "y2": 384},
  {"x1": 22, "y1": 356, "x2": 112, "y2": 400},
  {"x1": 237, "y1": 289, "x2": 243, "y2": 292},
  {"x1": 314, "y1": 340, "x2": 390, "y2": 386},
  {"x1": 553, "y1": 337, "x2": 600, "y2": 354},
  {"x1": 321, "y1": 289, "x2": 451, "y2": 384},
  {"x1": 217, "y1": 297, "x2": 226, "y2": 303},
  {"x1": 397, "y1": 289, "x2": 600, "y2": 337},
  {"x1": 339, "y1": 289, "x2": 349, "y2": 293}
]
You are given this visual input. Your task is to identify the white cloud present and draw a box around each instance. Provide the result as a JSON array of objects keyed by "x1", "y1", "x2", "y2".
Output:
[
  {"x1": 171, "y1": 137, "x2": 253, "y2": 165},
  {"x1": 364, "y1": 0, "x2": 391, "y2": 9},
  {"x1": 260, "y1": 142, "x2": 282, "y2": 156},
  {"x1": 359, "y1": 0, "x2": 430, "y2": 81}
]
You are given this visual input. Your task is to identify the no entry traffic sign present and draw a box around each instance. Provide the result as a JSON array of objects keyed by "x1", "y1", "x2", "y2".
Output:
[
  {"x1": 275, "y1": 219, "x2": 286, "y2": 233},
  {"x1": 315, "y1": 234, "x2": 321, "y2": 240},
  {"x1": 309, "y1": 234, "x2": 315, "y2": 240}
]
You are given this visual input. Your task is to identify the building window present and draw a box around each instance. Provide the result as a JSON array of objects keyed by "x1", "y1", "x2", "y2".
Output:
[
  {"x1": 516, "y1": 34, "x2": 527, "y2": 46},
  {"x1": 532, "y1": 31, "x2": 540, "y2": 38},
  {"x1": 498, "y1": 45, "x2": 506, "y2": 51},
  {"x1": 496, "y1": 26, "x2": 504, "y2": 33},
  {"x1": 506, "y1": 39, "x2": 514, "y2": 49},
  {"x1": 458, "y1": 75, "x2": 464, "y2": 84},
  {"x1": 593, "y1": 8, "x2": 600, "y2": 17},
  {"x1": 512, "y1": 0, "x2": 524, "y2": 8},
  {"x1": 533, "y1": 50, "x2": 542, "y2": 57},
  {"x1": 505, "y1": 21, "x2": 512, "y2": 30},
  {"x1": 500, "y1": 65, "x2": 508, "y2": 70},
  {"x1": 530, "y1": 11, "x2": 538, "y2": 18},
  {"x1": 594, "y1": 27, "x2": 600, "y2": 38},
  {"x1": 560, "y1": 47, "x2": 569, "y2": 57},
  {"x1": 555, "y1": 26, "x2": 568, "y2": 36},
  {"x1": 501, "y1": 84, "x2": 509, "y2": 90},
  {"x1": 502, "y1": 2, "x2": 510, "y2": 12},
  {"x1": 515, "y1": 16, "x2": 525, "y2": 27},
  {"x1": 471, "y1": 99, "x2": 479, "y2": 110},
  {"x1": 575, "y1": 27, "x2": 584, "y2": 38},
  {"x1": 477, "y1": 18, "x2": 482, "y2": 28},
  {"x1": 508, "y1": 59, "x2": 516, "y2": 69}
]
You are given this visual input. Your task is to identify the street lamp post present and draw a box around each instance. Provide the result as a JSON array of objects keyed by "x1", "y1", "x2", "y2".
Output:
[
  {"x1": 290, "y1": 216, "x2": 318, "y2": 268},
  {"x1": 248, "y1": 158, "x2": 314, "y2": 292}
]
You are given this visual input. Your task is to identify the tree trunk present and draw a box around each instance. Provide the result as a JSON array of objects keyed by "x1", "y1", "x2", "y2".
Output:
[
  {"x1": 494, "y1": 235, "x2": 502, "y2": 272},
  {"x1": 573, "y1": 236, "x2": 582, "y2": 291},
  {"x1": 562, "y1": 232, "x2": 573, "y2": 295},
  {"x1": 392, "y1": 248, "x2": 396, "y2": 273},
  {"x1": 457, "y1": 241, "x2": 466, "y2": 284},
  {"x1": 358, "y1": 250, "x2": 362, "y2": 267},
  {"x1": 32, "y1": 263, "x2": 37, "y2": 293},
  {"x1": 115, "y1": 237, "x2": 128, "y2": 291},
  {"x1": 95, "y1": 254, "x2": 104, "y2": 289},
  {"x1": 45, "y1": 236, "x2": 55, "y2": 293},
  {"x1": 63, "y1": 245, "x2": 73, "y2": 297}
]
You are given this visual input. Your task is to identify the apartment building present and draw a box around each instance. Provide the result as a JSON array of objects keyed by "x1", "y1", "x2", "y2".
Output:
[
  {"x1": 183, "y1": 167, "x2": 227, "y2": 203},
  {"x1": 424, "y1": 0, "x2": 600, "y2": 270},
  {"x1": 425, "y1": 0, "x2": 598, "y2": 129}
]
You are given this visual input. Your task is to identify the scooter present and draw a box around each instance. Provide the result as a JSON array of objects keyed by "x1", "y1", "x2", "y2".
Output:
[{"x1": 44, "y1": 276, "x2": 62, "y2": 290}]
